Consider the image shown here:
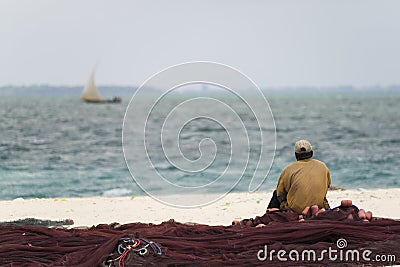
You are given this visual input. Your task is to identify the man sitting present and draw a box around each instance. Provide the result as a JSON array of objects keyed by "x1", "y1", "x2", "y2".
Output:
[{"x1": 267, "y1": 139, "x2": 330, "y2": 214}]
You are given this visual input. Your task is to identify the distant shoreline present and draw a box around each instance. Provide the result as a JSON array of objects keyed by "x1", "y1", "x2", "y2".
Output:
[{"x1": 0, "y1": 85, "x2": 400, "y2": 98}]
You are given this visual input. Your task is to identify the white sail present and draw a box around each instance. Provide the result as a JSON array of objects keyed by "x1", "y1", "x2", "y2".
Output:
[{"x1": 80, "y1": 71, "x2": 104, "y2": 102}]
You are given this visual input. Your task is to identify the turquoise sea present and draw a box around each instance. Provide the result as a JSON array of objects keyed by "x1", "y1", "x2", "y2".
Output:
[{"x1": 0, "y1": 88, "x2": 399, "y2": 200}]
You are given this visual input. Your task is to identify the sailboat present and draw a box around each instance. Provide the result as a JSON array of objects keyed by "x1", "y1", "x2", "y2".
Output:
[{"x1": 80, "y1": 71, "x2": 121, "y2": 103}]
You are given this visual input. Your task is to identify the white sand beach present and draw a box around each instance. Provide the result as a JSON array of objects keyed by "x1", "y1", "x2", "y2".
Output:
[{"x1": 1, "y1": 188, "x2": 399, "y2": 227}]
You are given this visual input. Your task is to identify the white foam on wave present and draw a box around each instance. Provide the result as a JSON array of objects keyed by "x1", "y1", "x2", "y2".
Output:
[{"x1": 102, "y1": 188, "x2": 132, "y2": 197}]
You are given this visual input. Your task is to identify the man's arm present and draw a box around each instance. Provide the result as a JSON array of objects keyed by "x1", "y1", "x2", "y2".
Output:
[
  {"x1": 276, "y1": 168, "x2": 289, "y2": 201},
  {"x1": 323, "y1": 167, "x2": 331, "y2": 208},
  {"x1": 267, "y1": 168, "x2": 289, "y2": 209}
]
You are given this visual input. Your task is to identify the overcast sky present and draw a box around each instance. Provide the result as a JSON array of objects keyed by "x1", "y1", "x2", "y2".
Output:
[{"x1": 1, "y1": 0, "x2": 400, "y2": 88}]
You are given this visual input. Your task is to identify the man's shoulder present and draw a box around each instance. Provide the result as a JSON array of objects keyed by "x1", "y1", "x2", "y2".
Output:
[
  {"x1": 282, "y1": 161, "x2": 301, "y2": 172},
  {"x1": 283, "y1": 158, "x2": 329, "y2": 170},
  {"x1": 310, "y1": 158, "x2": 329, "y2": 168}
]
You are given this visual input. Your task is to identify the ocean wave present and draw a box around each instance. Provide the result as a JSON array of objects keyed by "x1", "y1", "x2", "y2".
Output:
[
  {"x1": 1, "y1": 95, "x2": 399, "y2": 200},
  {"x1": 102, "y1": 188, "x2": 132, "y2": 197}
]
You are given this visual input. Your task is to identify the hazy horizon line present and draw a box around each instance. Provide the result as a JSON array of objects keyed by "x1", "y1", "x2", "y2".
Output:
[{"x1": 1, "y1": 84, "x2": 400, "y2": 91}]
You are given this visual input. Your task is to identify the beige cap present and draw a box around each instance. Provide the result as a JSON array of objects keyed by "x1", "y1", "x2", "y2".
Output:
[{"x1": 294, "y1": 139, "x2": 312, "y2": 153}]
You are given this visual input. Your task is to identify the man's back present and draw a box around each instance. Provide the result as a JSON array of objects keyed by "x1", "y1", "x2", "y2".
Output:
[{"x1": 276, "y1": 158, "x2": 330, "y2": 214}]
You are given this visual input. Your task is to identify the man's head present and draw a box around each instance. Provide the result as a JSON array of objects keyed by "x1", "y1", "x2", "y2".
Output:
[{"x1": 294, "y1": 139, "x2": 313, "y2": 160}]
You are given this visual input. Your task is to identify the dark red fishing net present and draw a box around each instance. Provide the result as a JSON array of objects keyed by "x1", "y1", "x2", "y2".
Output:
[{"x1": 0, "y1": 210, "x2": 399, "y2": 266}]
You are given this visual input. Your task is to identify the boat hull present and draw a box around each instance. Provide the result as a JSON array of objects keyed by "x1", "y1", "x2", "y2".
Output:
[{"x1": 84, "y1": 98, "x2": 121, "y2": 104}]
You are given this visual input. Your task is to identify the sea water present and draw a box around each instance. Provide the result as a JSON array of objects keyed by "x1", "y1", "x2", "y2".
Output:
[{"x1": 0, "y1": 90, "x2": 399, "y2": 200}]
